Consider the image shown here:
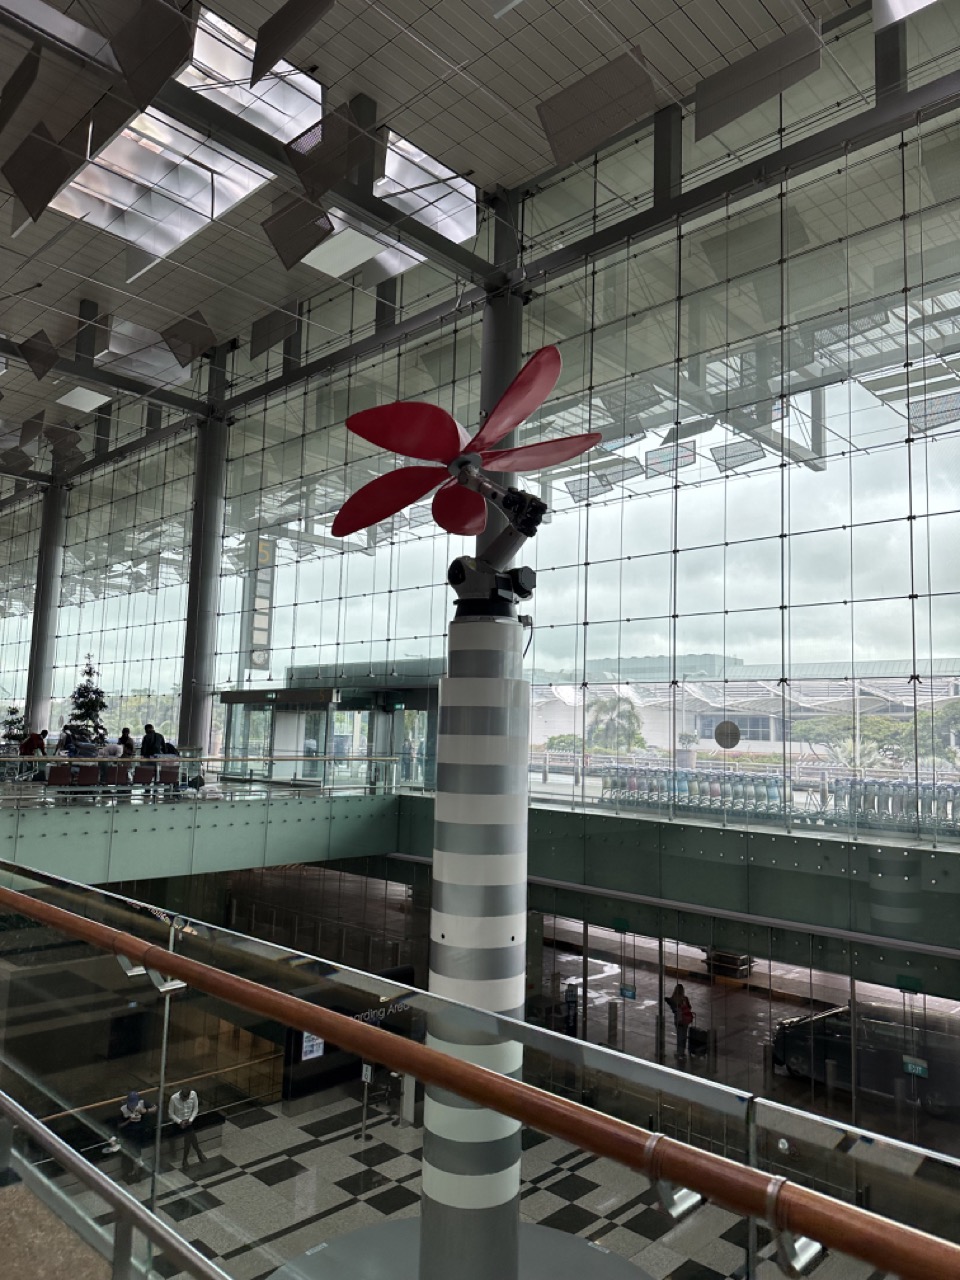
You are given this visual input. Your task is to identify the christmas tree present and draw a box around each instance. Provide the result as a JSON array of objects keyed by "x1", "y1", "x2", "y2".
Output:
[
  {"x1": 1, "y1": 705, "x2": 25, "y2": 743},
  {"x1": 70, "y1": 655, "x2": 108, "y2": 737}
]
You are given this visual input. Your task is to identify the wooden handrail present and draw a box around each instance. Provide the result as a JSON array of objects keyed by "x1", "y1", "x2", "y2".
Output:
[{"x1": 1, "y1": 883, "x2": 958, "y2": 1280}]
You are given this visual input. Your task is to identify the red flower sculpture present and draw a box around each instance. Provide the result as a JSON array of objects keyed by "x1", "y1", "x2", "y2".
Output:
[{"x1": 332, "y1": 346, "x2": 601, "y2": 537}]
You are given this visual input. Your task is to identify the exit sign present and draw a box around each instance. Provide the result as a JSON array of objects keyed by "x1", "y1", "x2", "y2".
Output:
[{"x1": 903, "y1": 1055, "x2": 928, "y2": 1078}]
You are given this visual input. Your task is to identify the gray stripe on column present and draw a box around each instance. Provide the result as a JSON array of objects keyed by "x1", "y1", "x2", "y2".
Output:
[
  {"x1": 448, "y1": 649, "x2": 523, "y2": 679},
  {"x1": 425, "y1": 1072, "x2": 523, "y2": 1111},
  {"x1": 423, "y1": 1129, "x2": 520, "y2": 1177},
  {"x1": 437, "y1": 762, "x2": 528, "y2": 794},
  {"x1": 430, "y1": 941, "x2": 525, "y2": 981},
  {"x1": 420, "y1": 1198, "x2": 519, "y2": 1280},
  {"x1": 432, "y1": 881, "x2": 527, "y2": 917},
  {"x1": 440, "y1": 706, "x2": 529, "y2": 737},
  {"x1": 428, "y1": 1012, "x2": 527, "y2": 1048},
  {"x1": 435, "y1": 821, "x2": 526, "y2": 855},
  {"x1": 423, "y1": 611, "x2": 527, "y2": 1280}
]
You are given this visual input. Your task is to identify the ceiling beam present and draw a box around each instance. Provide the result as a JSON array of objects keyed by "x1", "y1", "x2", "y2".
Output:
[
  {"x1": 63, "y1": 412, "x2": 197, "y2": 482},
  {"x1": 0, "y1": 466, "x2": 48, "y2": 485},
  {"x1": 0, "y1": 4, "x2": 497, "y2": 288},
  {"x1": 0, "y1": 482, "x2": 47, "y2": 514},
  {"x1": 0, "y1": 338, "x2": 207, "y2": 414},
  {"x1": 0, "y1": 0, "x2": 119, "y2": 75},
  {"x1": 525, "y1": 66, "x2": 960, "y2": 284},
  {"x1": 154, "y1": 81, "x2": 498, "y2": 288}
]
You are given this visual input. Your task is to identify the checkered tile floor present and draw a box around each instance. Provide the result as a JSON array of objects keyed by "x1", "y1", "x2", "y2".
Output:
[{"x1": 76, "y1": 1088, "x2": 889, "y2": 1280}]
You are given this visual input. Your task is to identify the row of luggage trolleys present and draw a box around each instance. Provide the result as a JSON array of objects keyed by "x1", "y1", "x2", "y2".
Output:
[{"x1": 599, "y1": 767, "x2": 960, "y2": 833}]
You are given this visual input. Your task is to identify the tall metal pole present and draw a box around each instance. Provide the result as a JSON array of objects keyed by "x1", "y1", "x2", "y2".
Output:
[
  {"x1": 178, "y1": 348, "x2": 229, "y2": 751},
  {"x1": 149, "y1": 923, "x2": 176, "y2": 1216},
  {"x1": 24, "y1": 483, "x2": 67, "y2": 733},
  {"x1": 477, "y1": 189, "x2": 523, "y2": 558},
  {"x1": 419, "y1": 193, "x2": 528, "y2": 1280}
]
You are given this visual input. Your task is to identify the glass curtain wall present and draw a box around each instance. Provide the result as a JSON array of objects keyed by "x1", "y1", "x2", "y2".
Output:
[
  {"x1": 3, "y1": 51, "x2": 960, "y2": 843},
  {"x1": 0, "y1": 499, "x2": 43, "y2": 708},
  {"x1": 217, "y1": 107, "x2": 960, "y2": 845},
  {"x1": 217, "y1": 314, "x2": 484, "y2": 692},
  {"x1": 515, "y1": 111, "x2": 960, "y2": 846},
  {"x1": 50, "y1": 439, "x2": 196, "y2": 738}
]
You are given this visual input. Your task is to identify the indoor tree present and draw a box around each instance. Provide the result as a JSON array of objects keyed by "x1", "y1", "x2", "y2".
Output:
[
  {"x1": 1, "y1": 705, "x2": 25, "y2": 743},
  {"x1": 70, "y1": 654, "x2": 109, "y2": 737}
]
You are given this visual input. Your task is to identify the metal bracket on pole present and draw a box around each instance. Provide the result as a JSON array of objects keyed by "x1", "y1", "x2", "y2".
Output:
[
  {"x1": 645, "y1": 1133, "x2": 703, "y2": 1222},
  {"x1": 766, "y1": 1175, "x2": 824, "y2": 1277}
]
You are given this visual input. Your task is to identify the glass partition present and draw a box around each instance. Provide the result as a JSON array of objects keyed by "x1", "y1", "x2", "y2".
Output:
[{"x1": 0, "y1": 860, "x2": 957, "y2": 1280}]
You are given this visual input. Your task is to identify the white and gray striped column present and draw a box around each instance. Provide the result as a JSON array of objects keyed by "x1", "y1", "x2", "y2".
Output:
[{"x1": 419, "y1": 611, "x2": 529, "y2": 1280}]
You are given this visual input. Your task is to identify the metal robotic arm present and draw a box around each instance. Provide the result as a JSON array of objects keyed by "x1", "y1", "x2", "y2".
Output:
[{"x1": 445, "y1": 458, "x2": 546, "y2": 607}]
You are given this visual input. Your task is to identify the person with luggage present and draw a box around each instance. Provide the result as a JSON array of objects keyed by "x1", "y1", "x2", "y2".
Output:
[{"x1": 666, "y1": 982, "x2": 694, "y2": 1061}]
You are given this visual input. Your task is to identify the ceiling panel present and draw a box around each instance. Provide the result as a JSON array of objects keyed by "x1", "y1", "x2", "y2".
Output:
[{"x1": 0, "y1": 0, "x2": 861, "y2": 438}]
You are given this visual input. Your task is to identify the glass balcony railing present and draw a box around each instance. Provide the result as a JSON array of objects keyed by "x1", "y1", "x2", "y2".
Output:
[
  {"x1": 0, "y1": 1084, "x2": 231, "y2": 1280},
  {"x1": 4, "y1": 745, "x2": 960, "y2": 855},
  {"x1": 0, "y1": 861, "x2": 958, "y2": 1280},
  {"x1": 0, "y1": 752, "x2": 400, "y2": 802}
]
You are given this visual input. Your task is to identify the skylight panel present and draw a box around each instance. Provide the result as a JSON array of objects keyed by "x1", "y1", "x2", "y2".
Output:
[
  {"x1": 178, "y1": 10, "x2": 325, "y2": 144},
  {"x1": 47, "y1": 7, "x2": 323, "y2": 268}
]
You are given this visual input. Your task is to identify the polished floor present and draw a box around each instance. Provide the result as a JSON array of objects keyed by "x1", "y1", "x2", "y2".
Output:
[{"x1": 68, "y1": 1085, "x2": 889, "y2": 1280}]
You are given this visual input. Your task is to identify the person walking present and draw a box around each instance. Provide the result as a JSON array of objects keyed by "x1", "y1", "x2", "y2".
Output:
[
  {"x1": 118, "y1": 1089, "x2": 157, "y2": 1183},
  {"x1": 169, "y1": 1086, "x2": 205, "y2": 1173},
  {"x1": 665, "y1": 982, "x2": 694, "y2": 1061}
]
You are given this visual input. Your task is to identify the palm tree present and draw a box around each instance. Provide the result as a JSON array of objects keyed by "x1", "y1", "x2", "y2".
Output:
[
  {"x1": 586, "y1": 695, "x2": 645, "y2": 751},
  {"x1": 824, "y1": 737, "x2": 881, "y2": 774}
]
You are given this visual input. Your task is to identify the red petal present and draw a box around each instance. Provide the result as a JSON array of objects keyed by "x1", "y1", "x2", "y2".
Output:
[
  {"x1": 346, "y1": 403, "x2": 466, "y2": 462},
  {"x1": 467, "y1": 346, "x2": 562, "y2": 451},
  {"x1": 432, "y1": 481, "x2": 487, "y2": 536},
  {"x1": 481, "y1": 431, "x2": 602, "y2": 473},
  {"x1": 332, "y1": 466, "x2": 447, "y2": 537}
]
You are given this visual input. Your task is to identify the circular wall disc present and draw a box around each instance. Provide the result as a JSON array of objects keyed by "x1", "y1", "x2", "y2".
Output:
[{"x1": 714, "y1": 719, "x2": 741, "y2": 750}]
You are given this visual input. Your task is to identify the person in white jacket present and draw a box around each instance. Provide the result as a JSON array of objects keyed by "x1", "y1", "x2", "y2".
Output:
[{"x1": 169, "y1": 1086, "x2": 205, "y2": 1172}]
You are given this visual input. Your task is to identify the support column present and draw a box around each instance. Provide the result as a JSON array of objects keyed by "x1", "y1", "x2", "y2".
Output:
[
  {"x1": 282, "y1": 302, "x2": 304, "y2": 374},
  {"x1": 178, "y1": 348, "x2": 229, "y2": 751},
  {"x1": 653, "y1": 104, "x2": 682, "y2": 205},
  {"x1": 875, "y1": 20, "x2": 907, "y2": 101},
  {"x1": 24, "y1": 483, "x2": 66, "y2": 733},
  {"x1": 375, "y1": 279, "x2": 398, "y2": 331},
  {"x1": 477, "y1": 189, "x2": 524, "y2": 557},
  {"x1": 419, "y1": 194, "x2": 528, "y2": 1280},
  {"x1": 420, "y1": 610, "x2": 528, "y2": 1280}
]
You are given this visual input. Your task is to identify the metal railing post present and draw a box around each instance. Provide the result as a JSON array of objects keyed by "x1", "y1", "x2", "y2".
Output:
[
  {"x1": 111, "y1": 1214, "x2": 134, "y2": 1280},
  {"x1": 0, "y1": 1116, "x2": 13, "y2": 1173}
]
